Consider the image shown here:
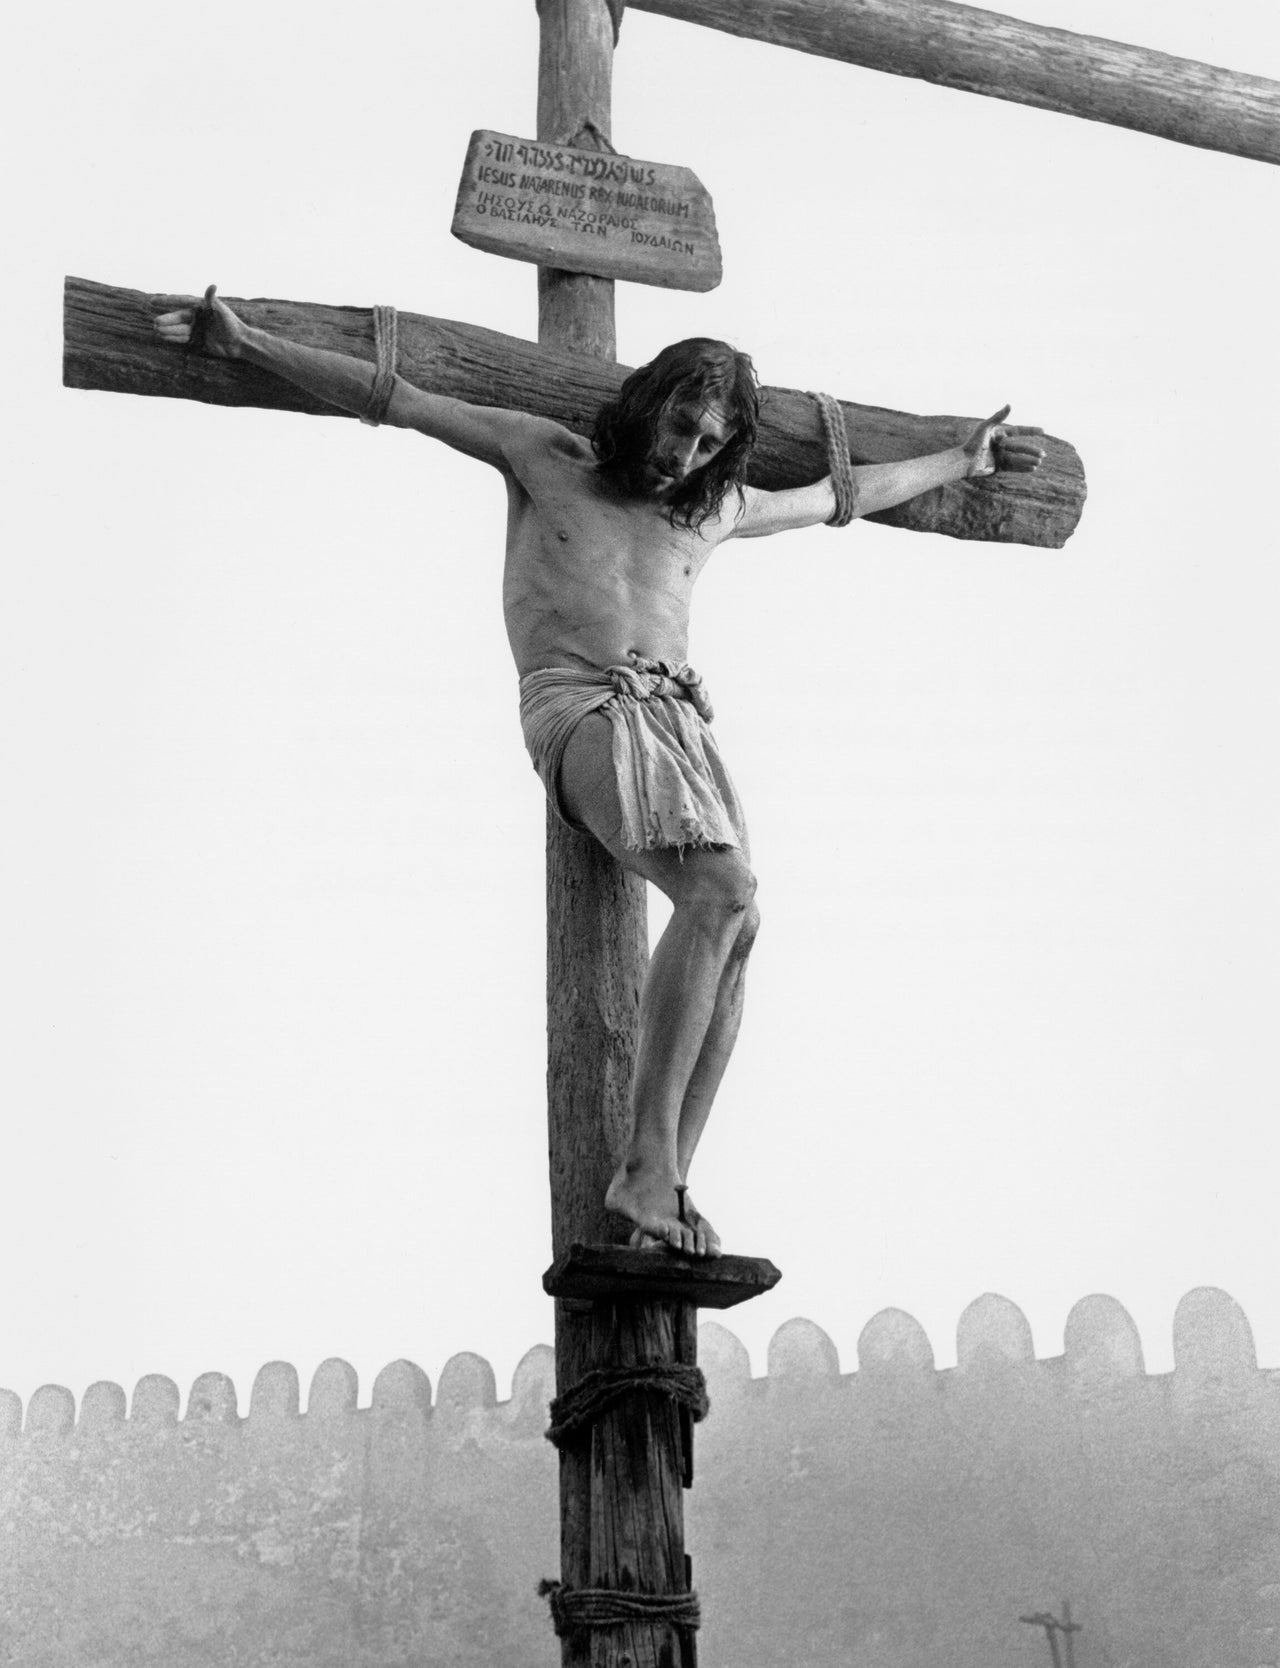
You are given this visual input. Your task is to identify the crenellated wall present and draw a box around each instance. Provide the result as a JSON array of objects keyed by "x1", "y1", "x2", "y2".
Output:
[{"x1": 2, "y1": 1288, "x2": 1277, "y2": 1668}]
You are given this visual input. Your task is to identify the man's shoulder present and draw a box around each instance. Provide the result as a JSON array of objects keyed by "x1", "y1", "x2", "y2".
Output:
[
  {"x1": 502, "y1": 420, "x2": 598, "y2": 501},
  {"x1": 505, "y1": 414, "x2": 592, "y2": 464}
]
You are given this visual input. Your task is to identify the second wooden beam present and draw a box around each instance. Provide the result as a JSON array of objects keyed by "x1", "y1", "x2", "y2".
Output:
[{"x1": 627, "y1": 0, "x2": 1280, "y2": 167}]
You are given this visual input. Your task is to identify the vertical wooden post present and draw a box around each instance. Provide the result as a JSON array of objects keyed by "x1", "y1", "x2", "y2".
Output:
[
  {"x1": 536, "y1": 0, "x2": 638, "y2": 1267},
  {"x1": 537, "y1": 4, "x2": 695, "y2": 1665},
  {"x1": 1061, "y1": 1601, "x2": 1079, "y2": 1668}
]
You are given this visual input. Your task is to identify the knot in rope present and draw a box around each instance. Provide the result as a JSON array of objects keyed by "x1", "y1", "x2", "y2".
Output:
[
  {"x1": 538, "y1": 1580, "x2": 701, "y2": 1637},
  {"x1": 810, "y1": 390, "x2": 859, "y2": 526},
  {"x1": 545, "y1": 1362, "x2": 709, "y2": 1450},
  {"x1": 361, "y1": 305, "x2": 399, "y2": 427}
]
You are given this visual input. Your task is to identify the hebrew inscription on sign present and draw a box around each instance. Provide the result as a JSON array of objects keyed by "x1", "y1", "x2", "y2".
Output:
[{"x1": 452, "y1": 130, "x2": 722, "y2": 292}]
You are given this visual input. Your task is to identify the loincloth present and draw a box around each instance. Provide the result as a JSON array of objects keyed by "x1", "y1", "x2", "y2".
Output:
[{"x1": 518, "y1": 656, "x2": 744, "y2": 852}]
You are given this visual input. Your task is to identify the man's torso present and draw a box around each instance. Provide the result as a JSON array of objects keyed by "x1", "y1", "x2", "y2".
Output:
[{"x1": 498, "y1": 424, "x2": 735, "y2": 676}]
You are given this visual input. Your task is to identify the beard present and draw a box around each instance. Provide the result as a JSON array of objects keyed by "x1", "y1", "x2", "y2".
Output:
[
  {"x1": 600, "y1": 445, "x2": 677, "y2": 500},
  {"x1": 594, "y1": 405, "x2": 750, "y2": 531}
]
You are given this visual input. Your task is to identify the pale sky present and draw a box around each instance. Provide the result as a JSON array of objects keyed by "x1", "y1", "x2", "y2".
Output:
[{"x1": 4, "y1": 0, "x2": 1278, "y2": 1412}]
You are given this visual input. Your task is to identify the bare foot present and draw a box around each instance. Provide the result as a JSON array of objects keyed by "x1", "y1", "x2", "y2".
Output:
[
  {"x1": 678, "y1": 1191, "x2": 722, "y2": 1258},
  {"x1": 607, "y1": 1169, "x2": 722, "y2": 1257},
  {"x1": 631, "y1": 1211, "x2": 720, "y2": 1257},
  {"x1": 607, "y1": 1164, "x2": 703, "y2": 1255}
]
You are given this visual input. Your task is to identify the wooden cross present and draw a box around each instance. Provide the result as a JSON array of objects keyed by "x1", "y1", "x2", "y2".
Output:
[
  {"x1": 59, "y1": 3, "x2": 1278, "y2": 1665},
  {"x1": 1021, "y1": 1601, "x2": 1083, "y2": 1668}
]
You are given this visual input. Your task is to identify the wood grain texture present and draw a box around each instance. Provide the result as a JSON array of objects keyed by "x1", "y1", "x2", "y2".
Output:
[
  {"x1": 535, "y1": 8, "x2": 663, "y2": 1667},
  {"x1": 64, "y1": 275, "x2": 1085, "y2": 548},
  {"x1": 547, "y1": 829, "x2": 647, "y2": 1668},
  {"x1": 627, "y1": 0, "x2": 1280, "y2": 166},
  {"x1": 544, "y1": 830, "x2": 646, "y2": 1268},
  {"x1": 586, "y1": 1301, "x2": 694, "y2": 1668}
]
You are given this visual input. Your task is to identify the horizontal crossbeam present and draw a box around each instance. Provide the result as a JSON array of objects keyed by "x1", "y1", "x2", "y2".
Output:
[
  {"x1": 64, "y1": 276, "x2": 1085, "y2": 547},
  {"x1": 627, "y1": 0, "x2": 1280, "y2": 167}
]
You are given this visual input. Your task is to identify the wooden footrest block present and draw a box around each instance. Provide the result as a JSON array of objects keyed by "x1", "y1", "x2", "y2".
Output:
[{"x1": 543, "y1": 1243, "x2": 781, "y2": 1309}]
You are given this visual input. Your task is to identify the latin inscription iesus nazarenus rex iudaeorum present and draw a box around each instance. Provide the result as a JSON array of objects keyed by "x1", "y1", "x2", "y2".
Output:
[{"x1": 451, "y1": 130, "x2": 722, "y2": 292}]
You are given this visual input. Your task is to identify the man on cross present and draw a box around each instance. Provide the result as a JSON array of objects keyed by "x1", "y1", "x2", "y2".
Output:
[{"x1": 155, "y1": 288, "x2": 1045, "y2": 1258}]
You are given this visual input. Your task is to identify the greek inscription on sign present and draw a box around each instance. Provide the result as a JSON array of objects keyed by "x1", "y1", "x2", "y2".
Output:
[{"x1": 452, "y1": 130, "x2": 722, "y2": 293}]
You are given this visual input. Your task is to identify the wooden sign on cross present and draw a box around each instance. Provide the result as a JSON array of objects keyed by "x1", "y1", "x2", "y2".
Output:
[{"x1": 452, "y1": 128, "x2": 722, "y2": 290}]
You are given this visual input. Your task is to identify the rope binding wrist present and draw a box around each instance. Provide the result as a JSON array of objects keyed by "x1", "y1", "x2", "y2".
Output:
[
  {"x1": 810, "y1": 389, "x2": 859, "y2": 526},
  {"x1": 361, "y1": 305, "x2": 399, "y2": 427}
]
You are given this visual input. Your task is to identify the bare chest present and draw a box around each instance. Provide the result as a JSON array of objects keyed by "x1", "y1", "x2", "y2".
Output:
[{"x1": 510, "y1": 454, "x2": 718, "y2": 598}]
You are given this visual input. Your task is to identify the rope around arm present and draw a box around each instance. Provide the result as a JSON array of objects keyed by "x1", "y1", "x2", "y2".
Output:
[
  {"x1": 810, "y1": 390, "x2": 860, "y2": 525},
  {"x1": 360, "y1": 306, "x2": 399, "y2": 426}
]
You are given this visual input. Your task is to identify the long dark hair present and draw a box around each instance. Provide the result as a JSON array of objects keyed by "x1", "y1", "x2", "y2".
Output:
[{"x1": 592, "y1": 338, "x2": 760, "y2": 530}]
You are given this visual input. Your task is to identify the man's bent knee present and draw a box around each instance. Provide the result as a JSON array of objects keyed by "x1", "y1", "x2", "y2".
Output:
[
  {"x1": 720, "y1": 896, "x2": 760, "y2": 970},
  {"x1": 677, "y1": 852, "x2": 757, "y2": 917}
]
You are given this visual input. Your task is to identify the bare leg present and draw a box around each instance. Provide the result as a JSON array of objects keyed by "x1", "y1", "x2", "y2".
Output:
[
  {"x1": 609, "y1": 883, "x2": 755, "y2": 1253},
  {"x1": 676, "y1": 898, "x2": 759, "y2": 1179},
  {"x1": 558, "y1": 714, "x2": 758, "y2": 1255},
  {"x1": 669, "y1": 898, "x2": 759, "y2": 1252}
]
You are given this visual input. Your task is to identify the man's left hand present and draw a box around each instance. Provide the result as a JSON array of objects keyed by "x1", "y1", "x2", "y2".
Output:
[{"x1": 963, "y1": 405, "x2": 1047, "y2": 477}]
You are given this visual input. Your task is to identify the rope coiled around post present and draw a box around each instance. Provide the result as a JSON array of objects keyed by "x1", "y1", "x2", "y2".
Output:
[
  {"x1": 538, "y1": 1580, "x2": 701, "y2": 1638},
  {"x1": 810, "y1": 389, "x2": 860, "y2": 525},
  {"x1": 545, "y1": 1362, "x2": 708, "y2": 1449},
  {"x1": 361, "y1": 305, "x2": 399, "y2": 427}
]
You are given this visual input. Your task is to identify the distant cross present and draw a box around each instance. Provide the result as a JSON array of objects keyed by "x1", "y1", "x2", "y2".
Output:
[{"x1": 1021, "y1": 1601, "x2": 1084, "y2": 1668}]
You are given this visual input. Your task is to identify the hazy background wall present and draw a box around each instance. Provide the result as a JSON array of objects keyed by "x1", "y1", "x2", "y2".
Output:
[{"x1": 3, "y1": 1287, "x2": 1277, "y2": 1668}]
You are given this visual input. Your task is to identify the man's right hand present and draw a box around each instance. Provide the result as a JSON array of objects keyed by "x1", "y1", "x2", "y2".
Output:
[
  {"x1": 153, "y1": 285, "x2": 248, "y2": 358},
  {"x1": 961, "y1": 404, "x2": 1046, "y2": 478}
]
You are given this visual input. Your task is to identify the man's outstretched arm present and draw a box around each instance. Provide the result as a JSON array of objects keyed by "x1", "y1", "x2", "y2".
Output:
[
  {"x1": 153, "y1": 287, "x2": 549, "y2": 469},
  {"x1": 730, "y1": 406, "x2": 1047, "y2": 539}
]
